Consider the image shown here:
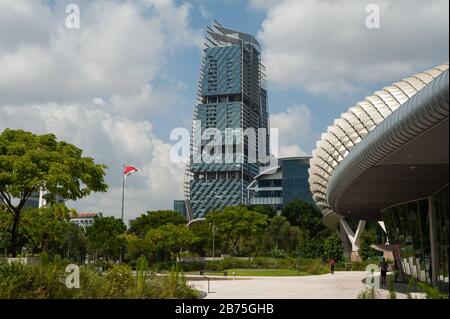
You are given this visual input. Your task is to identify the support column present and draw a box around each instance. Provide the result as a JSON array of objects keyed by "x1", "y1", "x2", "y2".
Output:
[
  {"x1": 338, "y1": 224, "x2": 352, "y2": 259},
  {"x1": 339, "y1": 219, "x2": 366, "y2": 262}
]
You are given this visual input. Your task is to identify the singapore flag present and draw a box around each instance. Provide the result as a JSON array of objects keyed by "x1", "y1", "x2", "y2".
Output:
[{"x1": 123, "y1": 165, "x2": 138, "y2": 178}]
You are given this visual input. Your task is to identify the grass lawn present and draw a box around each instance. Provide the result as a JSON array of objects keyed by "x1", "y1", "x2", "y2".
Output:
[
  {"x1": 184, "y1": 269, "x2": 309, "y2": 276},
  {"x1": 225, "y1": 269, "x2": 309, "y2": 276},
  {"x1": 185, "y1": 269, "x2": 318, "y2": 277}
]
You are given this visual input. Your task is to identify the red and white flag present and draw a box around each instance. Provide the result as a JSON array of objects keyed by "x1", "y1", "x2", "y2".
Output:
[{"x1": 123, "y1": 165, "x2": 138, "y2": 177}]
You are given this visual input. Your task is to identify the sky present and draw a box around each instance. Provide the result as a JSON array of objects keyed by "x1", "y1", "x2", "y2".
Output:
[{"x1": 0, "y1": 0, "x2": 448, "y2": 222}]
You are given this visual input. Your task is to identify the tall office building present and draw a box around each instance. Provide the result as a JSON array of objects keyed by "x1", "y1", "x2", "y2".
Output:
[{"x1": 184, "y1": 21, "x2": 269, "y2": 219}]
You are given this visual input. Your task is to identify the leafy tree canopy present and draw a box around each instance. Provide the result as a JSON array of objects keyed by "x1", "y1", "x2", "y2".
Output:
[
  {"x1": 86, "y1": 216, "x2": 126, "y2": 260},
  {"x1": 262, "y1": 215, "x2": 301, "y2": 253},
  {"x1": 359, "y1": 229, "x2": 379, "y2": 261},
  {"x1": 205, "y1": 206, "x2": 268, "y2": 255},
  {"x1": 0, "y1": 129, "x2": 108, "y2": 205},
  {"x1": 128, "y1": 210, "x2": 186, "y2": 237},
  {"x1": 0, "y1": 129, "x2": 108, "y2": 256},
  {"x1": 21, "y1": 205, "x2": 73, "y2": 254},
  {"x1": 282, "y1": 199, "x2": 326, "y2": 234},
  {"x1": 323, "y1": 232, "x2": 344, "y2": 262},
  {"x1": 145, "y1": 223, "x2": 193, "y2": 262},
  {"x1": 246, "y1": 205, "x2": 277, "y2": 219}
]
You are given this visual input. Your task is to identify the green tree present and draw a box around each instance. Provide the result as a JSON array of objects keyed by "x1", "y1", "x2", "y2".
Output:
[
  {"x1": 0, "y1": 129, "x2": 107, "y2": 256},
  {"x1": 247, "y1": 205, "x2": 277, "y2": 219},
  {"x1": 64, "y1": 222, "x2": 87, "y2": 261},
  {"x1": 282, "y1": 199, "x2": 334, "y2": 258},
  {"x1": 205, "y1": 206, "x2": 268, "y2": 256},
  {"x1": 0, "y1": 204, "x2": 87, "y2": 260},
  {"x1": 129, "y1": 210, "x2": 186, "y2": 238},
  {"x1": 21, "y1": 205, "x2": 73, "y2": 255},
  {"x1": 262, "y1": 215, "x2": 301, "y2": 254},
  {"x1": 297, "y1": 230, "x2": 326, "y2": 258},
  {"x1": 359, "y1": 229, "x2": 378, "y2": 260},
  {"x1": 189, "y1": 221, "x2": 211, "y2": 256},
  {"x1": 323, "y1": 232, "x2": 343, "y2": 261},
  {"x1": 122, "y1": 233, "x2": 150, "y2": 262},
  {"x1": 282, "y1": 199, "x2": 325, "y2": 234},
  {"x1": 86, "y1": 216, "x2": 126, "y2": 261},
  {"x1": 145, "y1": 224, "x2": 193, "y2": 263}
]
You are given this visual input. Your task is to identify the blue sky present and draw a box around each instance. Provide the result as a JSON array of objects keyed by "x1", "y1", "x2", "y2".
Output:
[
  {"x1": 139, "y1": 0, "x2": 449, "y2": 154},
  {"x1": 146, "y1": 0, "x2": 338, "y2": 151},
  {"x1": 0, "y1": 0, "x2": 448, "y2": 219}
]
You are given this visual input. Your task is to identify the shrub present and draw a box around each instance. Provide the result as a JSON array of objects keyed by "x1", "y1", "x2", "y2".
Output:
[
  {"x1": 0, "y1": 260, "x2": 199, "y2": 299},
  {"x1": 104, "y1": 264, "x2": 134, "y2": 298},
  {"x1": 406, "y1": 277, "x2": 416, "y2": 299},
  {"x1": 176, "y1": 257, "x2": 334, "y2": 275},
  {"x1": 388, "y1": 275, "x2": 396, "y2": 299},
  {"x1": 0, "y1": 260, "x2": 72, "y2": 298},
  {"x1": 76, "y1": 266, "x2": 107, "y2": 298},
  {"x1": 417, "y1": 281, "x2": 449, "y2": 299},
  {"x1": 206, "y1": 257, "x2": 252, "y2": 271},
  {"x1": 357, "y1": 288, "x2": 379, "y2": 299},
  {"x1": 268, "y1": 247, "x2": 288, "y2": 259}
]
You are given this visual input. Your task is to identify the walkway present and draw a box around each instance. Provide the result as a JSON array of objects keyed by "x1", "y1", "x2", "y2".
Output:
[{"x1": 187, "y1": 271, "x2": 410, "y2": 299}]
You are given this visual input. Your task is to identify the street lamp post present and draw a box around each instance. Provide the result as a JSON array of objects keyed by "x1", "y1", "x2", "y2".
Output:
[{"x1": 210, "y1": 220, "x2": 216, "y2": 261}]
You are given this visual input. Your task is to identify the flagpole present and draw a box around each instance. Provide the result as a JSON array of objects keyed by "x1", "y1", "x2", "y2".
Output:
[{"x1": 121, "y1": 164, "x2": 125, "y2": 221}]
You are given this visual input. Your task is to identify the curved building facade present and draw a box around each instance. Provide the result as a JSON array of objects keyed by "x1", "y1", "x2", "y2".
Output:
[{"x1": 309, "y1": 64, "x2": 449, "y2": 290}]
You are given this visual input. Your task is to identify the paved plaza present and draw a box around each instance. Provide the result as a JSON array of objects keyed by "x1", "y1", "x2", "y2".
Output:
[{"x1": 188, "y1": 271, "x2": 409, "y2": 299}]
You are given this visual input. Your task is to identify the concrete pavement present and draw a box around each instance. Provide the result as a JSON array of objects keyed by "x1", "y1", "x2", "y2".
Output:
[{"x1": 187, "y1": 271, "x2": 409, "y2": 299}]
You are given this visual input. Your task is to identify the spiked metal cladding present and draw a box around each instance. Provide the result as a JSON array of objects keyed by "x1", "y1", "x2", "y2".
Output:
[
  {"x1": 308, "y1": 64, "x2": 449, "y2": 230},
  {"x1": 184, "y1": 20, "x2": 269, "y2": 219}
]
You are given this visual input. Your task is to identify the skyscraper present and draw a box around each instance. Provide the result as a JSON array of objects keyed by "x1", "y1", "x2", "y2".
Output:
[{"x1": 184, "y1": 21, "x2": 269, "y2": 219}]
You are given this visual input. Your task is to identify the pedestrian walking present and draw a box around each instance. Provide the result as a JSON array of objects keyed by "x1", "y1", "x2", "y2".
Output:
[
  {"x1": 380, "y1": 257, "x2": 388, "y2": 285},
  {"x1": 330, "y1": 258, "x2": 336, "y2": 274}
]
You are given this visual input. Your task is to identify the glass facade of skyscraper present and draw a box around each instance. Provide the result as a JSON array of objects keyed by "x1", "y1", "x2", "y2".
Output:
[
  {"x1": 280, "y1": 157, "x2": 314, "y2": 206},
  {"x1": 185, "y1": 21, "x2": 269, "y2": 218},
  {"x1": 247, "y1": 157, "x2": 314, "y2": 213}
]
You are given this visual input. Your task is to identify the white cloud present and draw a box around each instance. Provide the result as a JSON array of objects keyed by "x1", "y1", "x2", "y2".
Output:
[
  {"x1": 0, "y1": 0, "x2": 199, "y2": 221},
  {"x1": 278, "y1": 145, "x2": 307, "y2": 158},
  {"x1": 247, "y1": 0, "x2": 281, "y2": 10},
  {"x1": 0, "y1": 102, "x2": 184, "y2": 220},
  {"x1": 0, "y1": 0, "x2": 201, "y2": 105},
  {"x1": 109, "y1": 84, "x2": 184, "y2": 119},
  {"x1": 141, "y1": 0, "x2": 203, "y2": 48},
  {"x1": 199, "y1": 4, "x2": 210, "y2": 19},
  {"x1": 256, "y1": 0, "x2": 449, "y2": 96},
  {"x1": 270, "y1": 105, "x2": 311, "y2": 158},
  {"x1": 0, "y1": 0, "x2": 56, "y2": 53}
]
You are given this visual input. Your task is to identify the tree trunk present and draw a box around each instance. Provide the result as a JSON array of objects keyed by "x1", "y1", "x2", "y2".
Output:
[{"x1": 10, "y1": 210, "x2": 21, "y2": 257}]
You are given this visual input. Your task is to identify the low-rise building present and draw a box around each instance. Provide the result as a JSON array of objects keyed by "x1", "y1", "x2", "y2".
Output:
[
  {"x1": 247, "y1": 157, "x2": 314, "y2": 213},
  {"x1": 173, "y1": 200, "x2": 189, "y2": 220},
  {"x1": 70, "y1": 212, "x2": 103, "y2": 228}
]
